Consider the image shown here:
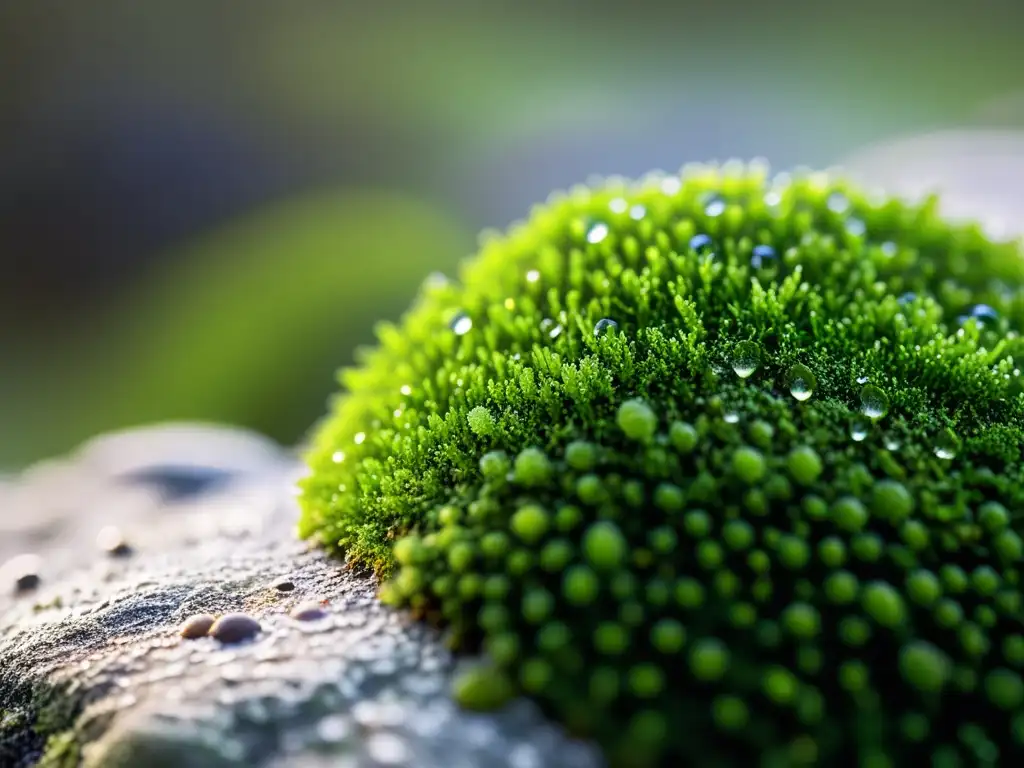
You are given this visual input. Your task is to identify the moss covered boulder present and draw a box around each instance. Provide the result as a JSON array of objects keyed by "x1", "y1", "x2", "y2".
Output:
[{"x1": 300, "y1": 163, "x2": 1024, "y2": 767}]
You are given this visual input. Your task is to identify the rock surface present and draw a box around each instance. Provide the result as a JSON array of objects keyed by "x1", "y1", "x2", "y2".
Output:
[{"x1": 0, "y1": 424, "x2": 602, "y2": 768}]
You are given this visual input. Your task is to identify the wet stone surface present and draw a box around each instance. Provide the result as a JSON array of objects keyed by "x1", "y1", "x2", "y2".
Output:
[{"x1": 0, "y1": 425, "x2": 602, "y2": 768}]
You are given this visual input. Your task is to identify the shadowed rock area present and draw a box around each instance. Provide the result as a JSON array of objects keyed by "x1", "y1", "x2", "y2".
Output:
[{"x1": 0, "y1": 425, "x2": 602, "y2": 768}]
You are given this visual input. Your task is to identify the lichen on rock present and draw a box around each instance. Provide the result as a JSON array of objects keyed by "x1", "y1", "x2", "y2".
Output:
[{"x1": 299, "y1": 162, "x2": 1024, "y2": 766}]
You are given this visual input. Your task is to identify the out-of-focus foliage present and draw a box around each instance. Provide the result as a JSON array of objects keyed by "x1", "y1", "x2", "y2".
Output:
[{"x1": 0, "y1": 193, "x2": 472, "y2": 466}]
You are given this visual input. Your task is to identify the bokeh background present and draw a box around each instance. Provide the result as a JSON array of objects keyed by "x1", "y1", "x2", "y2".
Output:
[{"x1": 3, "y1": 0, "x2": 1024, "y2": 468}]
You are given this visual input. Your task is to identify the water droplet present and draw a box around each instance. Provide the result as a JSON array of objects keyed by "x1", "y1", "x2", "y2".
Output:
[
  {"x1": 856, "y1": 375, "x2": 870, "y2": 385},
  {"x1": 846, "y1": 218, "x2": 867, "y2": 237},
  {"x1": 731, "y1": 340, "x2": 762, "y2": 379},
  {"x1": 451, "y1": 312, "x2": 473, "y2": 335},
  {"x1": 549, "y1": 324, "x2": 564, "y2": 339},
  {"x1": 331, "y1": 451, "x2": 346, "y2": 464},
  {"x1": 424, "y1": 272, "x2": 450, "y2": 291},
  {"x1": 629, "y1": 204, "x2": 646, "y2": 220},
  {"x1": 609, "y1": 197, "x2": 628, "y2": 213},
  {"x1": 723, "y1": 411, "x2": 740, "y2": 424},
  {"x1": 898, "y1": 292, "x2": 917, "y2": 306},
  {"x1": 594, "y1": 318, "x2": 619, "y2": 338},
  {"x1": 787, "y1": 364, "x2": 817, "y2": 402},
  {"x1": 859, "y1": 384, "x2": 889, "y2": 420},
  {"x1": 689, "y1": 234, "x2": 714, "y2": 257},
  {"x1": 827, "y1": 192, "x2": 850, "y2": 213},
  {"x1": 750, "y1": 245, "x2": 777, "y2": 269},
  {"x1": 354, "y1": 432, "x2": 366, "y2": 445},
  {"x1": 704, "y1": 197, "x2": 726, "y2": 217},
  {"x1": 934, "y1": 430, "x2": 959, "y2": 460},
  {"x1": 764, "y1": 190, "x2": 782, "y2": 208},
  {"x1": 526, "y1": 270, "x2": 541, "y2": 283},
  {"x1": 880, "y1": 241, "x2": 897, "y2": 258},
  {"x1": 291, "y1": 600, "x2": 328, "y2": 621},
  {"x1": 884, "y1": 437, "x2": 901, "y2": 451},
  {"x1": 960, "y1": 304, "x2": 1000, "y2": 327},
  {"x1": 399, "y1": 385, "x2": 412, "y2": 396},
  {"x1": 850, "y1": 418, "x2": 869, "y2": 442},
  {"x1": 586, "y1": 222, "x2": 610, "y2": 244}
]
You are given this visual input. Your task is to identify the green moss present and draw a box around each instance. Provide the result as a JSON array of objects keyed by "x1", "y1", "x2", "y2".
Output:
[{"x1": 300, "y1": 163, "x2": 1024, "y2": 765}]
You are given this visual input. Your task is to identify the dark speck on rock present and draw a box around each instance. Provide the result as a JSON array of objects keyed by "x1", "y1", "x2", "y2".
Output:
[
  {"x1": 179, "y1": 613, "x2": 216, "y2": 639},
  {"x1": 3, "y1": 553, "x2": 43, "y2": 594},
  {"x1": 96, "y1": 525, "x2": 133, "y2": 557},
  {"x1": 290, "y1": 601, "x2": 327, "y2": 621},
  {"x1": 209, "y1": 612, "x2": 261, "y2": 643},
  {"x1": 273, "y1": 579, "x2": 295, "y2": 592}
]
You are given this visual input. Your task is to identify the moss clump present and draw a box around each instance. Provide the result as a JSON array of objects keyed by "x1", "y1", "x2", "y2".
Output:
[{"x1": 300, "y1": 163, "x2": 1024, "y2": 766}]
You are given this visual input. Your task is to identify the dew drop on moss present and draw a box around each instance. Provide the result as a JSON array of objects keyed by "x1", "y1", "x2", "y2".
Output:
[
  {"x1": 731, "y1": 341, "x2": 762, "y2": 379},
  {"x1": 586, "y1": 221, "x2": 610, "y2": 244},
  {"x1": 827, "y1": 192, "x2": 850, "y2": 213},
  {"x1": 723, "y1": 411, "x2": 740, "y2": 425},
  {"x1": 629, "y1": 204, "x2": 646, "y2": 220},
  {"x1": 594, "y1": 318, "x2": 619, "y2": 338},
  {"x1": 880, "y1": 241, "x2": 897, "y2": 258},
  {"x1": 750, "y1": 245, "x2": 777, "y2": 269},
  {"x1": 960, "y1": 304, "x2": 1000, "y2": 327},
  {"x1": 898, "y1": 292, "x2": 917, "y2": 306},
  {"x1": 859, "y1": 384, "x2": 890, "y2": 420},
  {"x1": 704, "y1": 197, "x2": 726, "y2": 217},
  {"x1": 846, "y1": 218, "x2": 867, "y2": 237},
  {"x1": 609, "y1": 197, "x2": 628, "y2": 214},
  {"x1": 850, "y1": 418, "x2": 869, "y2": 442},
  {"x1": 689, "y1": 233, "x2": 713, "y2": 256},
  {"x1": 787, "y1": 364, "x2": 817, "y2": 402},
  {"x1": 451, "y1": 312, "x2": 473, "y2": 335},
  {"x1": 934, "y1": 430, "x2": 959, "y2": 460},
  {"x1": 526, "y1": 270, "x2": 540, "y2": 283}
]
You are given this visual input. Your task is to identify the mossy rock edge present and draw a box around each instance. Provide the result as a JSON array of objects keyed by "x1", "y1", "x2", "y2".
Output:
[{"x1": 300, "y1": 162, "x2": 1024, "y2": 766}]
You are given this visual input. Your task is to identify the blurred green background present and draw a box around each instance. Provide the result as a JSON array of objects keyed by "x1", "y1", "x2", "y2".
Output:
[{"x1": 3, "y1": 0, "x2": 1024, "y2": 468}]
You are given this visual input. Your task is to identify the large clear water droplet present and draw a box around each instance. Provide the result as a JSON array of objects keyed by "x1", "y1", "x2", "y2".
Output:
[
  {"x1": 704, "y1": 197, "x2": 726, "y2": 217},
  {"x1": 750, "y1": 245, "x2": 777, "y2": 269},
  {"x1": 594, "y1": 318, "x2": 618, "y2": 338},
  {"x1": 732, "y1": 341, "x2": 762, "y2": 379},
  {"x1": 451, "y1": 312, "x2": 473, "y2": 335},
  {"x1": 586, "y1": 221, "x2": 610, "y2": 244},
  {"x1": 859, "y1": 384, "x2": 889, "y2": 420},
  {"x1": 934, "y1": 429, "x2": 959, "y2": 460},
  {"x1": 787, "y1": 364, "x2": 817, "y2": 402}
]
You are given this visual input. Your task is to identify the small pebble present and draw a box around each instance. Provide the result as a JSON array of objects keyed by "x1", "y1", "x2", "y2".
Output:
[
  {"x1": 96, "y1": 525, "x2": 133, "y2": 557},
  {"x1": 209, "y1": 613, "x2": 261, "y2": 643},
  {"x1": 290, "y1": 600, "x2": 328, "y2": 621},
  {"x1": 3, "y1": 554, "x2": 43, "y2": 594},
  {"x1": 272, "y1": 579, "x2": 295, "y2": 592},
  {"x1": 179, "y1": 613, "x2": 217, "y2": 639}
]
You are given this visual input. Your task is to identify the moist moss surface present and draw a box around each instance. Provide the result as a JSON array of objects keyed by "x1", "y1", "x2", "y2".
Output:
[{"x1": 299, "y1": 164, "x2": 1024, "y2": 766}]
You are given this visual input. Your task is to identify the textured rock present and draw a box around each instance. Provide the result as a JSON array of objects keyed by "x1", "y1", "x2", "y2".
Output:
[{"x1": 0, "y1": 425, "x2": 601, "y2": 768}]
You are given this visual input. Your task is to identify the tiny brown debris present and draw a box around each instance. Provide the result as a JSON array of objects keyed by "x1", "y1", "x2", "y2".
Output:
[
  {"x1": 209, "y1": 613, "x2": 261, "y2": 643},
  {"x1": 179, "y1": 613, "x2": 217, "y2": 639}
]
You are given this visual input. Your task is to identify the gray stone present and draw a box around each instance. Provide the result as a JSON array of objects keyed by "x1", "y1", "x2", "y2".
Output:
[{"x1": 0, "y1": 425, "x2": 603, "y2": 768}]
